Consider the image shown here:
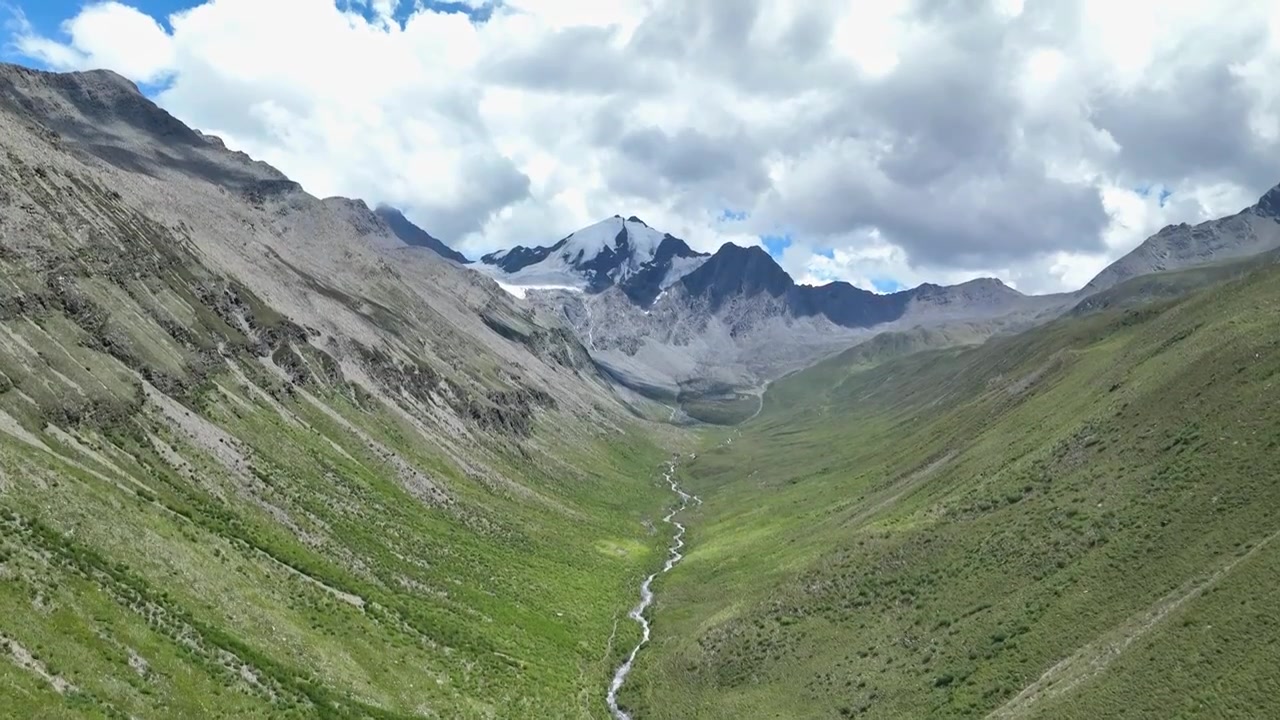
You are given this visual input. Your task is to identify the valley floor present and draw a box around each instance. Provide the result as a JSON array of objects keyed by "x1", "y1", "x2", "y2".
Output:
[
  {"x1": 616, "y1": 262, "x2": 1280, "y2": 718},
  {"x1": 10, "y1": 260, "x2": 1280, "y2": 718}
]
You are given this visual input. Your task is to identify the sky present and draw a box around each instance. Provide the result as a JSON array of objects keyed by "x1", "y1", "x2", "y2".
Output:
[{"x1": 4, "y1": 0, "x2": 1280, "y2": 294}]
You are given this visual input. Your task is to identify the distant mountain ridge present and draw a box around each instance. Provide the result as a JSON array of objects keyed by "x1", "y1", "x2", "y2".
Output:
[
  {"x1": 374, "y1": 205, "x2": 471, "y2": 264},
  {"x1": 481, "y1": 179, "x2": 1280, "y2": 332},
  {"x1": 419, "y1": 145, "x2": 1280, "y2": 401},
  {"x1": 478, "y1": 216, "x2": 1053, "y2": 397},
  {"x1": 482, "y1": 219, "x2": 1031, "y2": 332},
  {"x1": 676, "y1": 244, "x2": 1028, "y2": 329}
]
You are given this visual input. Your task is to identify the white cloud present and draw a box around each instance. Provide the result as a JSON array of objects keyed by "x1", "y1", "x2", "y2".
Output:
[
  {"x1": 9, "y1": 0, "x2": 1280, "y2": 293},
  {"x1": 830, "y1": 0, "x2": 909, "y2": 78},
  {"x1": 15, "y1": 2, "x2": 174, "y2": 83}
]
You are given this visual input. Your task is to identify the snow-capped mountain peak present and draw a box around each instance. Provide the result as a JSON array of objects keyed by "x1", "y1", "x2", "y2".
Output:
[
  {"x1": 479, "y1": 215, "x2": 709, "y2": 304},
  {"x1": 559, "y1": 216, "x2": 666, "y2": 274}
]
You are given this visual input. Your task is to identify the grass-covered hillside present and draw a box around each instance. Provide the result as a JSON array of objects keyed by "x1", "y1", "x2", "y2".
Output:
[
  {"x1": 0, "y1": 63, "x2": 685, "y2": 719},
  {"x1": 10, "y1": 59, "x2": 1280, "y2": 720},
  {"x1": 625, "y1": 259, "x2": 1280, "y2": 718},
  {"x1": 0, "y1": 363, "x2": 673, "y2": 719}
]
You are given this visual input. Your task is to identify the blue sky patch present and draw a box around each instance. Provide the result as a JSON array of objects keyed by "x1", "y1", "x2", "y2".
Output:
[
  {"x1": 8, "y1": 0, "x2": 131, "y2": 40},
  {"x1": 7, "y1": 1, "x2": 495, "y2": 41},
  {"x1": 413, "y1": 1, "x2": 497, "y2": 22},
  {"x1": 718, "y1": 208, "x2": 747, "y2": 222},
  {"x1": 871, "y1": 277, "x2": 903, "y2": 293},
  {"x1": 348, "y1": 0, "x2": 497, "y2": 24},
  {"x1": 135, "y1": 79, "x2": 174, "y2": 98},
  {"x1": 815, "y1": 247, "x2": 834, "y2": 259},
  {"x1": 1135, "y1": 183, "x2": 1174, "y2": 207},
  {"x1": 761, "y1": 234, "x2": 792, "y2": 258}
]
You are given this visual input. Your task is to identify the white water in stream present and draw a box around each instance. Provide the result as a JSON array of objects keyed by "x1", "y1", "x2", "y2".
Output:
[{"x1": 607, "y1": 460, "x2": 701, "y2": 720}]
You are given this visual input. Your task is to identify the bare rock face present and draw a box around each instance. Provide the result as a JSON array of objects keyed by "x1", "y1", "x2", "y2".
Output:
[
  {"x1": 0, "y1": 65, "x2": 289, "y2": 188},
  {"x1": 0, "y1": 61, "x2": 618, "y2": 445}
]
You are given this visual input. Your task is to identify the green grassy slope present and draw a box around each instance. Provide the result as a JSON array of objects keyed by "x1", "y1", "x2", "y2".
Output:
[
  {"x1": 625, "y1": 263, "x2": 1280, "y2": 718},
  {"x1": 0, "y1": 398, "x2": 675, "y2": 720},
  {"x1": 0, "y1": 221, "x2": 684, "y2": 717},
  {"x1": 0, "y1": 262, "x2": 681, "y2": 718},
  {"x1": 0, "y1": 102, "x2": 685, "y2": 717},
  {"x1": 678, "y1": 392, "x2": 762, "y2": 426}
]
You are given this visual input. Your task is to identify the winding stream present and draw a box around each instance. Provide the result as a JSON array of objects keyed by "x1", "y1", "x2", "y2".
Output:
[{"x1": 607, "y1": 460, "x2": 701, "y2": 720}]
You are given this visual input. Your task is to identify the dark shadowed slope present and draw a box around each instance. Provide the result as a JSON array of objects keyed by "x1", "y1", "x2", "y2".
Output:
[{"x1": 374, "y1": 204, "x2": 472, "y2": 264}]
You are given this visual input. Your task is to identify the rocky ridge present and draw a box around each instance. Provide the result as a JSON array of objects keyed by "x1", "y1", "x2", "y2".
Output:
[{"x1": 1084, "y1": 185, "x2": 1280, "y2": 292}]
